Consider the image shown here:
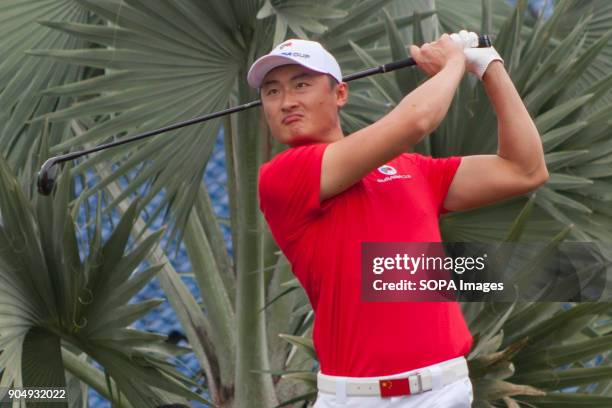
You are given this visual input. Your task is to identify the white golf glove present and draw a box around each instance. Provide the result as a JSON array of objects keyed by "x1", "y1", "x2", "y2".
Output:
[{"x1": 450, "y1": 30, "x2": 503, "y2": 80}]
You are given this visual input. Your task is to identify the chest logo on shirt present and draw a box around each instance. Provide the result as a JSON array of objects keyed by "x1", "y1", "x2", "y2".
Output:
[
  {"x1": 376, "y1": 164, "x2": 411, "y2": 183},
  {"x1": 377, "y1": 165, "x2": 397, "y2": 175}
]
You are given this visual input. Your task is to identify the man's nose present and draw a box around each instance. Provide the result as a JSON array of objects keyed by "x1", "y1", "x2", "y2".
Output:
[{"x1": 280, "y1": 92, "x2": 299, "y2": 111}]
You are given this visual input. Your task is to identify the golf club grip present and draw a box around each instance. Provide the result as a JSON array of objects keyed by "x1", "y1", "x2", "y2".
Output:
[
  {"x1": 343, "y1": 34, "x2": 492, "y2": 82},
  {"x1": 383, "y1": 34, "x2": 492, "y2": 73}
]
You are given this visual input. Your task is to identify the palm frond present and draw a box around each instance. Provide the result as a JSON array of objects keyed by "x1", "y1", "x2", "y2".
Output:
[{"x1": 0, "y1": 146, "x2": 210, "y2": 406}]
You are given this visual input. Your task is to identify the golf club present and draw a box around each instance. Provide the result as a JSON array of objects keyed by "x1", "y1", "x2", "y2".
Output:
[{"x1": 37, "y1": 35, "x2": 492, "y2": 195}]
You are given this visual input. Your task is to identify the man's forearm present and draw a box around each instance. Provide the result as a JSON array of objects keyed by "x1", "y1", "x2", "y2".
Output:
[
  {"x1": 375, "y1": 58, "x2": 465, "y2": 151},
  {"x1": 483, "y1": 62, "x2": 548, "y2": 178}
]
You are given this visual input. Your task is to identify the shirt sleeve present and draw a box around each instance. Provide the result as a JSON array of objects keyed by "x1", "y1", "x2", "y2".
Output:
[
  {"x1": 412, "y1": 154, "x2": 462, "y2": 216},
  {"x1": 258, "y1": 143, "x2": 330, "y2": 244}
]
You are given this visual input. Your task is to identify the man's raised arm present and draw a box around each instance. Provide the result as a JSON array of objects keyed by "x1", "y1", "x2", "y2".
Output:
[
  {"x1": 443, "y1": 56, "x2": 549, "y2": 212},
  {"x1": 320, "y1": 34, "x2": 465, "y2": 202}
]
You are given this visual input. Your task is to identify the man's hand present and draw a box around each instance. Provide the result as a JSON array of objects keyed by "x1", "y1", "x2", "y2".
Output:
[
  {"x1": 409, "y1": 34, "x2": 466, "y2": 77},
  {"x1": 450, "y1": 30, "x2": 504, "y2": 80}
]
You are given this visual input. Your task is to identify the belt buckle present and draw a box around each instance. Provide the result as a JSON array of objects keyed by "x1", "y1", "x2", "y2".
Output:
[
  {"x1": 409, "y1": 370, "x2": 433, "y2": 395},
  {"x1": 378, "y1": 372, "x2": 424, "y2": 397},
  {"x1": 409, "y1": 372, "x2": 423, "y2": 394}
]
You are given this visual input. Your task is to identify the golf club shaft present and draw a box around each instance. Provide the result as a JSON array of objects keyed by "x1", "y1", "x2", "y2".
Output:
[
  {"x1": 45, "y1": 59, "x2": 414, "y2": 164},
  {"x1": 44, "y1": 36, "x2": 491, "y2": 164},
  {"x1": 37, "y1": 35, "x2": 492, "y2": 194}
]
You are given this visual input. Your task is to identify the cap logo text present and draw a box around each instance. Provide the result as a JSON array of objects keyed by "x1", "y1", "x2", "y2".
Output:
[{"x1": 280, "y1": 51, "x2": 310, "y2": 59}]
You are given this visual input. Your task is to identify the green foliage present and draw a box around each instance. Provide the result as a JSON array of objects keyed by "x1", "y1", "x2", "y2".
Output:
[{"x1": 0, "y1": 141, "x2": 209, "y2": 406}]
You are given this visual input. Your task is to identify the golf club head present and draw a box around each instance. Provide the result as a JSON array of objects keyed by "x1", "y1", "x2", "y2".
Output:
[{"x1": 37, "y1": 158, "x2": 60, "y2": 196}]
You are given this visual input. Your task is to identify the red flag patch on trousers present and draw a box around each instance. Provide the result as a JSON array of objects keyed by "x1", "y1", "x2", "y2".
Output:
[{"x1": 379, "y1": 378, "x2": 410, "y2": 397}]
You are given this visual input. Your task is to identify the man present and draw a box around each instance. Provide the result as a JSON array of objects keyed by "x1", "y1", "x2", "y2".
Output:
[{"x1": 248, "y1": 31, "x2": 548, "y2": 407}]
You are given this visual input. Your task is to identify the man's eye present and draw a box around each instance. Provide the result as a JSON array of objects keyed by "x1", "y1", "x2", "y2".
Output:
[
  {"x1": 266, "y1": 89, "x2": 278, "y2": 95},
  {"x1": 296, "y1": 82, "x2": 309, "y2": 88}
]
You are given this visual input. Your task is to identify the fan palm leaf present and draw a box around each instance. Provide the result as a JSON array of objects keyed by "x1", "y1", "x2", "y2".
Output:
[{"x1": 0, "y1": 137, "x2": 210, "y2": 406}]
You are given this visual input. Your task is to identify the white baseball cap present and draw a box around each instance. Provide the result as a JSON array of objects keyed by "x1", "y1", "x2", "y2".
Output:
[{"x1": 247, "y1": 39, "x2": 342, "y2": 89}]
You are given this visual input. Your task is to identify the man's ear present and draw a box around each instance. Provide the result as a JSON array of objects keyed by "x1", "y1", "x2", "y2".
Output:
[{"x1": 336, "y1": 82, "x2": 348, "y2": 108}]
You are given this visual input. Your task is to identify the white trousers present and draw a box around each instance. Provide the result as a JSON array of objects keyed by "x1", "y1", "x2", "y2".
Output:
[{"x1": 313, "y1": 358, "x2": 474, "y2": 408}]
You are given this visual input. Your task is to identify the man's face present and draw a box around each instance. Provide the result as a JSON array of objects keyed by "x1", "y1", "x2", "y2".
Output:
[{"x1": 260, "y1": 64, "x2": 348, "y2": 147}]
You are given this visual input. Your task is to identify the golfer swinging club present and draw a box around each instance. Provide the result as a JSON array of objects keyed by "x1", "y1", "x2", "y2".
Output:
[{"x1": 248, "y1": 30, "x2": 548, "y2": 407}]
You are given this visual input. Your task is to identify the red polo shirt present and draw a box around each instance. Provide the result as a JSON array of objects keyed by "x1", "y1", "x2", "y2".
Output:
[{"x1": 258, "y1": 142, "x2": 473, "y2": 376}]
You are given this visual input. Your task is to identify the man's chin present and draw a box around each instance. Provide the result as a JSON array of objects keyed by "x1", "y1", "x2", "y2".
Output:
[{"x1": 286, "y1": 134, "x2": 321, "y2": 148}]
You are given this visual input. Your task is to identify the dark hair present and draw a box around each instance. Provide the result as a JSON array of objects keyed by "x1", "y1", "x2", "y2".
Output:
[{"x1": 327, "y1": 75, "x2": 339, "y2": 89}]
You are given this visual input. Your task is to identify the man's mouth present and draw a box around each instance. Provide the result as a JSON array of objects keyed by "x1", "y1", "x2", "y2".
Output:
[{"x1": 282, "y1": 114, "x2": 302, "y2": 125}]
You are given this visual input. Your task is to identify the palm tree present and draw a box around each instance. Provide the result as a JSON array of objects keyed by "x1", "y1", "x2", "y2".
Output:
[
  {"x1": 0, "y1": 147, "x2": 211, "y2": 406},
  {"x1": 1, "y1": 0, "x2": 612, "y2": 407}
]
